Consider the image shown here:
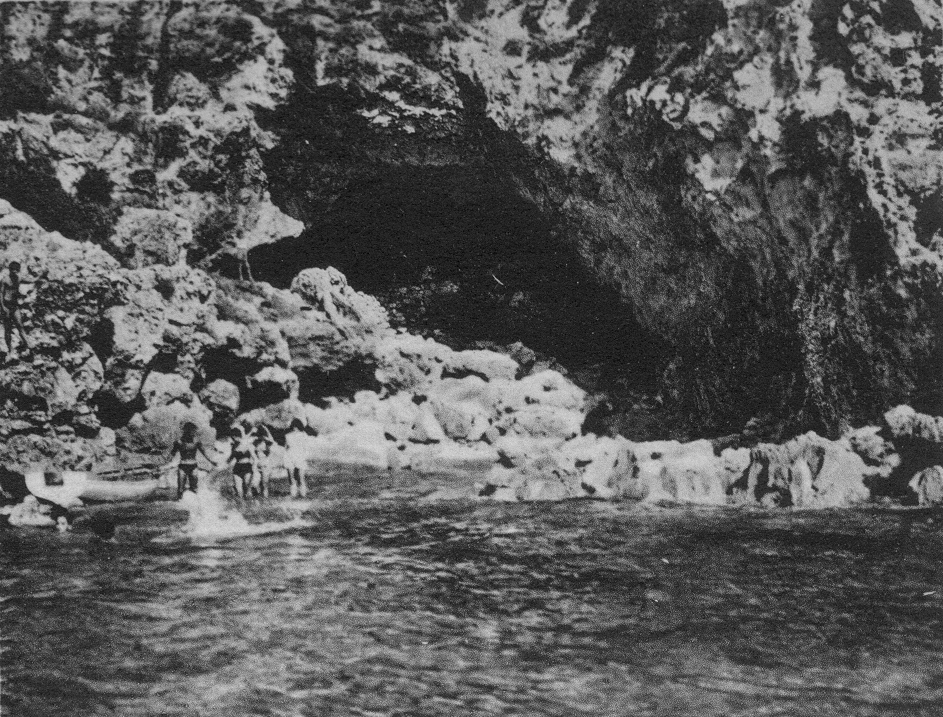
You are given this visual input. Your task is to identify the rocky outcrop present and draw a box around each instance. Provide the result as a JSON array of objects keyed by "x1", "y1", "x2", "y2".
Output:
[
  {"x1": 0, "y1": 199, "x2": 584, "y2": 480},
  {"x1": 445, "y1": 0, "x2": 943, "y2": 430},
  {"x1": 0, "y1": 197, "x2": 389, "y2": 469},
  {"x1": 0, "y1": 1, "x2": 301, "y2": 270},
  {"x1": 3, "y1": 197, "x2": 942, "y2": 510},
  {"x1": 0, "y1": 1, "x2": 939, "y2": 498},
  {"x1": 0, "y1": 1, "x2": 938, "y2": 437},
  {"x1": 476, "y1": 420, "x2": 921, "y2": 508},
  {"x1": 880, "y1": 404, "x2": 943, "y2": 502}
]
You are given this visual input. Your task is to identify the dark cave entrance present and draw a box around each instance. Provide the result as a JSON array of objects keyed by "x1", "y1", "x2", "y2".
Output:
[{"x1": 248, "y1": 163, "x2": 669, "y2": 390}]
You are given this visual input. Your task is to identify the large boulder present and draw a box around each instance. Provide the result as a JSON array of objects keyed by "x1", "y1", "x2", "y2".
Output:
[
  {"x1": 247, "y1": 366, "x2": 299, "y2": 402},
  {"x1": 910, "y1": 466, "x2": 943, "y2": 507},
  {"x1": 430, "y1": 402, "x2": 491, "y2": 443},
  {"x1": 304, "y1": 400, "x2": 357, "y2": 436},
  {"x1": 140, "y1": 372, "x2": 195, "y2": 409},
  {"x1": 241, "y1": 398, "x2": 307, "y2": 433},
  {"x1": 117, "y1": 402, "x2": 214, "y2": 456},
  {"x1": 200, "y1": 379, "x2": 240, "y2": 421},
  {"x1": 559, "y1": 435, "x2": 639, "y2": 500},
  {"x1": 291, "y1": 267, "x2": 389, "y2": 336},
  {"x1": 732, "y1": 433, "x2": 872, "y2": 509},
  {"x1": 374, "y1": 334, "x2": 518, "y2": 392},
  {"x1": 884, "y1": 405, "x2": 943, "y2": 444}
]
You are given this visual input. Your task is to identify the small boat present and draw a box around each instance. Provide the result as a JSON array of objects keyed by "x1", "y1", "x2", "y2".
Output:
[{"x1": 24, "y1": 469, "x2": 161, "y2": 506}]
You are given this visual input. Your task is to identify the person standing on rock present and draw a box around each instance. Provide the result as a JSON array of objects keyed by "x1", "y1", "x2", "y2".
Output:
[
  {"x1": 167, "y1": 421, "x2": 216, "y2": 499},
  {"x1": 0, "y1": 260, "x2": 32, "y2": 360}
]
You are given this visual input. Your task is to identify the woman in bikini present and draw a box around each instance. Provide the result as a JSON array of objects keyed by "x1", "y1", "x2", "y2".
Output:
[{"x1": 228, "y1": 421, "x2": 258, "y2": 499}]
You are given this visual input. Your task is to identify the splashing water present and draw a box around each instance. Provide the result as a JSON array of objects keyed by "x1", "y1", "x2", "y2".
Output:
[
  {"x1": 179, "y1": 488, "x2": 252, "y2": 537},
  {"x1": 172, "y1": 480, "x2": 306, "y2": 542}
]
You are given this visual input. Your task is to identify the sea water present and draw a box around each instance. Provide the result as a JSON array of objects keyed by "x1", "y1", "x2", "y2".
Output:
[{"x1": 3, "y1": 487, "x2": 943, "y2": 716}]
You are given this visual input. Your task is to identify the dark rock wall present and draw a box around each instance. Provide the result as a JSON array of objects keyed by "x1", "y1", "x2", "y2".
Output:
[{"x1": 0, "y1": 0, "x2": 939, "y2": 441}]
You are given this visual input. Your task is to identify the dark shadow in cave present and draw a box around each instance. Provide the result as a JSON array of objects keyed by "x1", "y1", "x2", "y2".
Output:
[
  {"x1": 248, "y1": 164, "x2": 669, "y2": 388},
  {"x1": 297, "y1": 359, "x2": 382, "y2": 405}
]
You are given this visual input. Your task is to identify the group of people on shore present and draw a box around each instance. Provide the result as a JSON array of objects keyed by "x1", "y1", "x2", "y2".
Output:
[{"x1": 167, "y1": 419, "x2": 309, "y2": 501}]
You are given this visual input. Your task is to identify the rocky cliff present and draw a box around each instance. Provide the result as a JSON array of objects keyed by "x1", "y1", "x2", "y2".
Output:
[
  {"x1": 0, "y1": 0, "x2": 939, "y2": 473},
  {"x1": 444, "y1": 0, "x2": 943, "y2": 431}
]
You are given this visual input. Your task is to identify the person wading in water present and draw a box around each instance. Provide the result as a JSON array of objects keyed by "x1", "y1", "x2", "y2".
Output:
[
  {"x1": 167, "y1": 421, "x2": 215, "y2": 499},
  {"x1": 0, "y1": 260, "x2": 32, "y2": 360},
  {"x1": 228, "y1": 421, "x2": 258, "y2": 499},
  {"x1": 252, "y1": 424, "x2": 277, "y2": 498}
]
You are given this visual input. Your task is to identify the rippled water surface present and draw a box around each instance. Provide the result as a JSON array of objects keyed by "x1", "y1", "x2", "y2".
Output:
[{"x1": 4, "y1": 491, "x2": 943, "y2": 716}]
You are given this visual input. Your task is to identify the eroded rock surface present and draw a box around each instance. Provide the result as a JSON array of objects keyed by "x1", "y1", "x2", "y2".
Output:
[
  {"x1": 0, "y1": 1, "x2": 938, "y2": 435},
  {"x1": 0, "y1": 2, "x2": 939, "y2": 508}
]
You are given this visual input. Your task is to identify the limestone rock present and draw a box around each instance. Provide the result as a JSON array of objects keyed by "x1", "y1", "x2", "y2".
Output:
[
  {"x1": 141, "y1": 372, "x2": 194, "y2": 409},
  {"x1": 117, "y1": 402, "x2": 214, "y2": 455},
  {"x1": 884, "y1": 405, "x2": 943, "y2": 444},
  {"x1": 247, "y1": 366, "x2": 299, "y2": 402},
  {"x1": 108, "y1": 208, "x2": 193, "y2": 269},
  {"x1": 845, "y1": 425, "x2": 901, "y2": 478},
  {"x1": 910, "y1": 466, "x2": 943, "y2": 506},
  {"x1": 430, "y1": 400, "x2": 492, "y2": 442},
  {"x1": 560, "y1": 435, "x2": 638, "y2": 500},
  {"x1": 304, "y1": 400, "x2": 357, "y2": 436},
  {"x1": 200, "y1": 379, "x2": 240, "y2": 420},
  {"x1": 291, "y1": 267, "x2": 389, "y2": 336},
  {"x1": 411, "y1": 403, "x2": 447, "y2": 444},
  {"x1": 632, "y1": 440, "x2": 729, "y2": 506},
  {"x1": 374, "y1": 334, "x2": 518, "y2": 393},
  {"x1": 733, "y1": 433, "x2": 872, "y2": 509},
  {"x1": 303, "y1": 421, "x2": 391, "y2": 471},
  {"x1": 241, "y1": 398, "x2": 306, "y2": 433}
]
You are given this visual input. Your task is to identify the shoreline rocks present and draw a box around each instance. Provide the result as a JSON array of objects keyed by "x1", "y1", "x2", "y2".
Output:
[{"x1": 0, "y1": 196, "x2": 940, "y2": 512}]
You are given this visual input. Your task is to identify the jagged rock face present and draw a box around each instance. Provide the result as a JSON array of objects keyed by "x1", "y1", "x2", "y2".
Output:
[
  {"x1": 0, "y1": 1, "x2": 301, "y2": 268},
  {"x1": 0, "y1": 0, "x2": 940, "y2": 438},
  {"x1": 0, "y1": 198, "x2": 385, "y2": 468},
  {"x1": 444, "y1": 0, "x2": 943, "y2": 429}
]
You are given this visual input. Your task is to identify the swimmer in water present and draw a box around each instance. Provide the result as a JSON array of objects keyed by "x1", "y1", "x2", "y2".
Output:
[{"x1": 167, "y1": 421, "x2": 216, "y2": 500}]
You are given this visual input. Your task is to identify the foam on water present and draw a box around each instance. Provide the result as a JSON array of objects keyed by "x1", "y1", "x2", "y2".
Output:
[{"x1": 168, "y1": 487, "x2": 306, "y2": 542}]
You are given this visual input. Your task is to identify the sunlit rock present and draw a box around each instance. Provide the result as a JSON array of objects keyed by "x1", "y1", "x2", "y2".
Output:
[
  {"x1": 884, "y1": 405, "x2": 943, "y2": 444},
  {"x1": 910, "y1": 466, "x2": 943, "y2": 506},
  {"x1": 303, "y1": 421, "x2": 391, "y2": 471},
  {"x1": 140, "y1": 372, "x2": 195, "y2": 409},
  {"x1": 633, "y1": 440, "x2": 729, "y2": 506},
  {"x1": 200, "y1": 379, "x2": 241, "y2": 421},
  {"x1": 733, "y1": 433, "x2": 872, "y2": 509},
  {"x1": 247, "y1": 366, "x2": 300, "y2": 402},
  {"x1": 119, "y1": 402, "x2": 214, "y2": 455},
  {"x1": 304, "y1": 400, "x2": 357, "y2": 436},
  {"x1": 107, "y1": 209, "x2": 194, "y2": 269}
]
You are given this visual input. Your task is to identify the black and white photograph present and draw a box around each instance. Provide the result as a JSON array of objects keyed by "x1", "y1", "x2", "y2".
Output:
[{"x1": 0, "y1": 0, "x2": 941, "y2": 714}]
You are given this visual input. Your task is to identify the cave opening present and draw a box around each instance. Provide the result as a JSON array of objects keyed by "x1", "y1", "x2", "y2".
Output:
[
  {"x1": 249, "y1": 163, "x2": 670, "y2": 393},
  {"x1": 249, "y1": 165, "x2": 662, "y2": 394}
]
